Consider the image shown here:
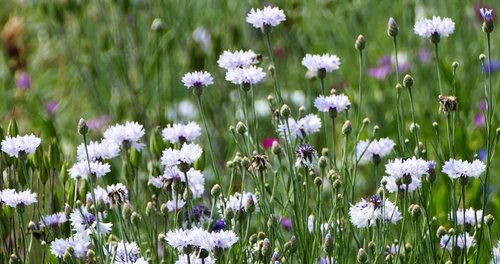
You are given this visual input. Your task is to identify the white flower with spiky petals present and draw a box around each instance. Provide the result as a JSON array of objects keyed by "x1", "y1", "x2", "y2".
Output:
[
  {"x1": 349, "y1": 196, "x2": 401, "y2": 228},
  {"x1": 440, "y1": 233, "x2": 476, "y2": 252},
  {"x1": 308, "y1": 215, "x2": 314, "y2": 233},
  {"x1": 69, "y1": 160, "x2": 111, "y2": 180},
  {"x1": 103, "y1": 121, "x2": 145, "y2": 151},
  {"x1": 176, "y1": 253, "x2": 216, "y2": 264},
  {"x1": 70, "y1": 206, "x2": 112, "y2": 236},
  {"x1": 151, "y1": 166, "x2": 205, "y2": 198},
  {"x1": 246, "y1": 6, "x2": 286, "y2": 29},
  {"x1": 382, "y1": 175, "x2": 421, "y2": 193},
  {"x1": 106, "y1": 183, "x2": 129, "y2": 205},
  {"x1": 301, "y1": 54, "x2": 341, "y2": 74},
  {"x1": 182, "y1": 71, "x2": 213, "y2": 88},
  {"x1": 314, "y1": 94, "x2": 350, "y2": 113},
  {"x1": 40, "y1": 212, "x2": 67, "y2": 227},
  {"x1": 86, "y1": 186, "x2": 110, "y2": 205},
  {"x1": 165, "y1": 229, "x2": 192, "y2": 249},
  {"x1": 357, "y1": 138, "x2": 396, "y2": 163},
  {"x1": 50, "y1": 237, "x2": 90, "y2": 259},
  {"x1": 450, "y1": 208, "x2": 483, "y2": 226},
  {"x1": 50, "y1": 238, "x2": 70, "y2": 258},
  {"x1": 166, "y1": 197, "x2": 186, "y2": 212},
  {"x1": 217, "y1": 50, "x2": 258, "y2": 70},
  {"x1": 0, "y1": 189, "x2": 15, "y2": 203},
  {"x1": 278, "y1": 114, "x2": 322, "y2": 141},
  {"x1": 162, "y1": 122, "x2": 202, "y2": 144},
  {"x1": 161, "y1": 143, "x2": 203, "y2": 167},
  {"x1": 210, "y1": 230, "x2": 239, "y2": 249},
  {"x1": 492, "y1": 241, "x2": 500, "y2": 264},
  {"x1": 1, "y1": 134, "x2": 41, "y2": 158},
  {"x1": 76, "y1": 139, "x2": 120, "y2": 162},
  {"x1": 224, "y1": 192, "x2": 260, "y2": 213},
  {"x1": 442, "y1": 159, "x2": 486, "y2": 179},
  {"x1": 385, "y1": 157, "x2": 429, "y2": 179},
  {"x1": 106, "y1": 241, "x2": 145, "y2": 263},
  {"x1": 2, "y1": 189, "x2": 37, "y2": 208},
  {"x1": 225, "y1": 66, "x2": 266, "y2": 85},
  {"x1": 414, "y1": 16, "x2": 455, "y2": 38}
]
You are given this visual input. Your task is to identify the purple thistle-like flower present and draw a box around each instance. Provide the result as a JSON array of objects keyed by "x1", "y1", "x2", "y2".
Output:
[
  {"x1": 17, "y1": 72, "x2": 30, "y2": 90},
  {"x1": 212, "y1": 219, "x2": 226, "y2": 232},
  {"x1": 480, "y1": 8, "x2": 494, "y2": 22},
  {"x1": 280, "y1": 217, "x2": 292, "y2": 231},
  {"x1": 45, "y1": 101, "x2": 59, "y2": 116},
  {"x1": 474, "y1": 112, "x2": 485, "y2": 128}
]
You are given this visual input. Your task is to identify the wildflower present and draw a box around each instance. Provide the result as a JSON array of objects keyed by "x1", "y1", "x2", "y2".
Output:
[
  {"x1": 249, "y1": 152, "x2": 271, "y2": 172},
  {"x1": 17, "y1": 72, "x2": 30, "y2": 90},
  {"x1": 175, "y1": 254, "x2": 216, "y2": 264},
  {"x1": 217, "y1": 50, "x2": 258, "y2": 70},
  {"x1": 308, "y1": 215, "x2": 314, "y2": 233},
  {"x1": 246, "y1": 6, "x2": 286, "y2": 29},
  {"x1": 278, "y1": 114, "x2": 321, "y2": 141},
  {"x1": 161, "y1": 143, "x2": 203, "y2": 168},
  {"x1": 2, "y1": 189, "x2": 37, "y2": 209},
  {"x1": 387, "y1": 17, "x2": 399, "y2": 37},
  {"x1": 414, "y1": 16, "x2": 455, "y2": 43},
  {"x1": 192, "y1": 27, "x2": 211, "y2": 54},
  {"x1": 295, "y1": 143, "x2": 318, "y2": 168},
  {"x1": 1, "y1": 134, "x2": 41, "y2": 158},
  {"x1": 356, "y1": 138, "x2": 395, "y2": 164},
  {"x1": 151, "y1": 167, "x2": 205, "y2": 199},
  {"x1": 181, "y1": 71, "x2": 213, "y2": 88},
  {"x1": 450, "y1": 208, "x2": 483, "y2": 226},
  {"x1": 349, "y1": 195, "x2": 401, "y2": 228},
  {"x1": 382, "y1": 175, "x2": 421, "y2": 193},
  {"x1": 106, "y1": 183, "x2": 129, "y2": 205},
  {"x1": 301, "y1": 54, "x2": 341, "y2": 76},
  {"x1": 162, "y1": 122, "x2": 202, "y2": 144},
  {"x1": 438, "y1": 95, "x2": 458, "y2": 113},
  {"x1": 224, "y1": 192, "x2": 260, "y2": 214},
  {"x1": 442, "y1": 159, "x2": 486, "y2": 179},
  {"x1": 40, "y1": 212, "x2": 67, "y2": 227},
  {"x1": 493, "y1": 241, "x2": 500, "y2": 263},
  {"x1": 103, "y1": 121, "x2": 146, "y2": 151},
  {"x1": 86, "y1": 186, "x2": 110, "y2": 205},
  {"x1": 76, "y1": 139, "x2": 120, "y2": 162},
  {"x1": 225, "y1": 66, "x2": 266, "y2": 86},
  {"x1": 166, "y1": 198, "x2": 186, "y2": 212},
  {"x1": 106, "y1": 241, "x2": 147, "y2": 263},
  {"x1": 480, "y1": 8, "x2": 494, "y2": 33},
  {"x1": 385, "y1": 157, "x2": 430, "y2": 179},
  {"x1": 368, "y1": 54, "x2": 411, "y2": 80},
  {"x1": 314, "y1": 94, "x2": 350, "y2": 114},
  {"x1": 45, "y1": 101, "x2": 59, "y2": 116},
  {"x1": 87, "y1": 115, "x2": 110, "y2": 131},
  {"x1": 440, "y1": 233, "x2": 476, "y2": 252},
  {"x1": 68, "y1": 160, "x2": 111, "y2": 180},
  {"x1": 50, "y1": 237, "x2": 90, "y2": 259},
  {"x1": 69, "y1": 206, "x2": 112, "y2": 236},
  {"x1": 280, "y1": 217, "x2": 292, "y2": 231},
  {"x1": 262, "y1": 137, "x2": 279, "y2": 149}
]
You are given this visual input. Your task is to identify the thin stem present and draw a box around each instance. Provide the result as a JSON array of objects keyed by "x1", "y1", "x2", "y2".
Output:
[
  {"x1": 264, "y1": 32, "x2": 283, "y2": 104},
  {"x1": 196, "y1": 95, "x2": 221, "y2": 185},
  {"x1": 393, "y1": 36, "x2": 405, "y2": 154},
  {"x1": 434, "y1": 43, "x2": 443, "y2": 95},
  {"x1": 407, "y1": 88, "x2": 420, "y2": 157}
]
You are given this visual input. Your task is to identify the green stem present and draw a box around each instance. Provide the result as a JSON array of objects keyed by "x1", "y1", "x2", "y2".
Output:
[{"x1": 434, "y1": 43, "x2": 443, "y2": 95}]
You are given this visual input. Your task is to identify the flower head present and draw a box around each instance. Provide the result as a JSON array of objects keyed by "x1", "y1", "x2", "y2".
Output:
[
  {"x1": 314, "y1": 94, "x2": 350, "y2": 114},
  {"x1": 225, "y1": 66, "x2": 266, "y2": 85},
  {"x1": 440, "y1": 233, "x2": 476, "y2": 252},
  {"x1": 414, "y1": 16, "x2": 455, "y2": 41},
  {"x1": 1, "y1": 134, "x2": 41, "y2": 158},
  {"x1": 68, "y1": 160, "x2": 111, "y2": 180},
  {"x1": 69, "y1": 206, "x2": 112, "y2": 236},
  {"x1": 295, "y1": 143, "x2": 318, "y2": 168},
  {"x1": 301, "y1": 54, "x2": 341, "y2": 75},
  {"x1": 103, "y1": 121, "x2": 145, "y2": 151},
  {"x1": 385, "y1": 157, "x2": 430, "y2": 179},
  {"x1": 2, "y1": 189, "x2": 37, "y2": 208},
  {"x1": 40, "y1": 212, "x2": 67, "y2": 227},
  {"x1": 450, "y1": 208, "x2": 483, "y2": 226},
  {"x1": 480, "y1": 8, "x2": 494, "y2": 22},
  {"x1": 50, "y1": 237, "x2": 90, "y2": 259},
  {"x1": 278, "y1": 114, "x2": 321, "y2": 141},
  {"x1": 246, "y1": 6, "x2": 286, "y2": 29},
  {"x1": 442, "y1": 159, "x2": 486, "y2": 179},
  {"x1": 76, "y1": 139, "x2": 120, "y2": 162},
  {"x1": 162, "y1": 122, "x2": 202, "y2": 144},
  {"x1": 161, "y1": 143, "x2": 203, "y2": 168},
  {"x1": 217, "y1": 50, "x2": 258, "y2": 70},
  {"x1": 106, "y1": 241, "x2": 146, "y2": 263},
  {"x1": 182, "y1": 71, "x2": 213, "y2": 88},
  {"x1": 357, "y1": 138, "x2": 395, "y2": 163},
  {"x1": 349, "y1": 196, "x2": 401, "y2": 228},
  {"x1": 106, "y1": 183, "x2": 129, "y2": 205}
]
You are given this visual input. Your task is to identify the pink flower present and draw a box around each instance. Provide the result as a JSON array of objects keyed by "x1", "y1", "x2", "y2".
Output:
[
  {"x1": 262, "y1": 137, "x2": 279, "y2": 149},
  {"x1": 17, "y1": 72, "x2": 30, "y2": 90}
]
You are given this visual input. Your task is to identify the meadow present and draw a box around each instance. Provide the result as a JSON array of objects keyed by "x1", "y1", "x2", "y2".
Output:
[{"x1": 0, "y1": 0, "x2": 500, "y2": 263}]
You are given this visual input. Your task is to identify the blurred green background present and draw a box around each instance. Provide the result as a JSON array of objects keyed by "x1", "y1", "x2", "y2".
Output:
[{"x1": 1, "y1": 0, "x2": 500, "y2": 227}]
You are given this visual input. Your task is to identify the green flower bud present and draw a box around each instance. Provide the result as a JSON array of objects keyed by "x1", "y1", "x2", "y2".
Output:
[
  {"x1": 368, "y1": 241, "x2": 376, "y2": 252},
  {"x1": 131, "y1": 212, "x2": 141, "y2": 225},
  {"x1": 314, "y1": 177, "x2": 323, "y2": 187},
  {"x1": 318, "y1": 156, "x2": 327, "y2": 169},
  {"x1": 486, "y1": 214, "x2": 495, "y2": 226},
  {"x1": 151, "y1": 18, "x2": 165, "y2": 32},
  {"x1": 122, "y1": 203, "x2": 132, "y2": 220},
  {"x1": 272, "y1": 141, "x2": 282, "y2": 156},
  {"x1": 280, "y1": 104, "x2": 291, "y2": 119},
  {"x1": 150, "y1": 126, "x2": 166, "y2": 159},
  {"x1": 387, "y1": 17, "x2": 399, "y2": 37},
  {"x1": 129, "y1": 147, "x2": 142, "y2": 168},
  {"x1": 211, "y1": 184, "x2": 221, "y2": 197},
  {"x1": 77, "y1": 118, "x2": 88, "y2": 135},
  {"x1": 403, "y1": 74, "x2": 414, "y2": 89},
  {"x1": 342, "y1": 120, "x2": 352, "y2": 135},
  {"x1": 7, "y1": 120, "x2": 19, "y2": 137},
  {"x1": 357, "y1": 248, "x2": 368, "y2": 263},
  {"x1": 355, "y1": 35, "x2": 366, "y2": 51}
]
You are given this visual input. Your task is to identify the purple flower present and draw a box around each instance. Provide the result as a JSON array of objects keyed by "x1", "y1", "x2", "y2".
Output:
[
  {"x1": 417, "y1": 49, "x2": 432, "y2": 63},
  {"x1": 368, "y1": 65, "x2": 392, "y2": 79},
  {"x1": 479, "y1": 100, "x2": 487, "y2": 111},
  {"x1": 45, "y1": 101, "x2": 59, "y2": 116},
  {"x1": 88, "y1": 115, "x2": 110, "y2": 131},
  {"x1": 478, "y1": 148, "x2": 487, "y2": 161},
  {"x1": 368, "y1": 55, "x2": 411, "y2": 80},
  {"x1": 212, "y1": 219, "x2": 226, "y2": 232},
  {"x1": 483, "y1": 60, "x2": 500, "y2": 74},
  {"x1": 17, "y1": 72, "x2": 30, "y2": 90},
  {"x1": 280, "y1": 217, "x2": 292, "y2": 231},
  {"x1": 474, "y1": 112, "x2": 485, "y2": 128}
]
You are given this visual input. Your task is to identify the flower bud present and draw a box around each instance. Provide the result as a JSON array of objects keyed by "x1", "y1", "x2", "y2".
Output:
[
  {"x1": 150, "y1": 126, "x2": 165, "y2": 158},
  {"x1": 479, "y1": 54, "x2": 486, "y2": 62},
  {"x1": 280, "y1": 104, "x2": 291, "y2": 119},
  {"x1": 403, "y1": 74, "x2": 414, "y2": 89},
  {"x1": 78, "y1": 118, "x2": 88, "y2": 135},
  {"x1": 318, "y1": 156, "x2": 327, "y2": 169},
  {"x1": 324, "y1": 233, "x2": 333, "y2": 253},
  {"x1": 333, "y1": 179, "x2": 342, "y2": 190},
  {"x1": 224, "y1": 207, "x2": 234, "y2": 221},
  {"x1": 160, "y1": 203, "x2": 168, "y2": 216},
  {"x1": 122, "y1": 203, "x2": 132, "y2": 220},
  {"x1": 272, "y1": 141, "x2": 282, "y2": 156},
  {"x1": 355, "y1": 35, "x2": 365, "y2": 51},
  {"x1": 363, "y1": 118, "x2": 370, "y2": 125},
  {"x1": 357, "y1": 248, "x2": 368, "y2": 263},
  {"x1": 131, "y1": 212, "x2": 140, "y2": 225},
  {"x1": 249, "y1": 234, "x2": 258, "y2": 244},
  {"x1": 151, "y1": 18, "x2": 165, "y2": 32},
  {"x1": 342, "y1": 120, "x2": 352, "y2": 135},
  {"x1": 452, "y1": 61, "x2": 459, "y2": 69},
  {"x1": 314, "y1": 177, "x2": 323, "y2": 187},
  {"x1": 130, "y1": 147, "x2": 142, "y2": 168},
  {"x1": 387, "y1": 17, "x2": 399, "y2": 37},
  {"x1": 146, "y1": 202, "x2": 155, "y2": 216},
  {"x1": 368, "y1": 241, "x2": 376, "y2": 252},
  {"x1": 211, "y1": 184, "x2": 221, "y2": 197},
  {"x1": 7, "y1": 119, "x2": 19, "y2": 137},
  {"x1": 409, "y1": 123, "x2": 419, "y2": 133},
  {"x1": 486, "y1": 214, "x2": 495, "y2": 226},
  {"x1": 236, "y1": 122, "x2": 247, "y2": 135}
]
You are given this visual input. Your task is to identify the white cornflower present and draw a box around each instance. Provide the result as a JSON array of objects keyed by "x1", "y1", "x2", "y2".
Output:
[
  {"x1": 76, "y1": 139, "x2": 120, "y2": 162},
  {"x1": 176, "y1": 253, "x2": 216, "y2": 264},
  {"x1": 68, "y1": 160, "x2": 111, "y2": 180},
  {"x1": 246, "y1": 6, "x2": 286, "y2": 29},
  {"x1": 70, "y1": 206, "x2": 112, "y2": 236},
  {"x1": 166, "y1": 197, "x2": 186, "y2": 212},
  {"x1": 2, "y1": 189, "x2": 37, "y2": 208},
  {"x1": 440, "y1": 233, "x2": 476, "y2": 252},
  {"x1": 161, "y1": 143, "x2": 203, "y2": 167},
  {"x1": 357, "y1": 138, "x2": 395, "y2": 163},
  {"x1": 40, "y1": 212, "x2": 67, "y2": 227},
  {"x1": 162, "y1": 122, "x2": 202, "y2": 144},
  {"x1": 106, "y1": 241, "x2": 145, "y2": 263},
  {"x1": 210, "y1": 230, "x2": 239, "y2": 249},
  {"x1": 182, "y1": 71, "x2": 213, "y2": 88},
  {"x1": 217, "y1": 50, "x2": 258, "y2": 70},
  {"x1": 493, "y1": 241, "x2": 500, "y2": 264},
  {"x1": 86, "y1": 186, "x2": 110, "y2": 205},
  {"x1": 224, "y1": 192, "x2": 260, "y2": 213},
  {"x1": 1, "y1": 134, "x2": 41, "y2": 158},
  {"x1": 278, "y1": 114, "x2": 321, "y2": 141},
  {"x1": 0, "y1": 189, "x2": 15, "y2": 203},
  {"x1": 50, "y1": 237, "x2": 90, "y2": 259},
  {"x1": 314, "y1": 94, "x2": 350, "y2": 113},
  {"x1": 225, "y1": 66, "x2": 266, "y2": 85},
  {"x1": 152, "y1": 167, "x2": 205, "y2": 199},
  {"x1": 301, "y1": 54, "x2": 341, "y2": 74},
  {"x1": 308, "y1": 215, "x2": 314, "y2": 233},
  {"x1": 382, "y1": 175, "x2": 421, "y2": 193},
  {"x1": 349, "y1": 196, "x2": 401, "y2": 228},
  {"x1": 50, "y1": 238, "x2": 71, "y2": 258},
  {"x1": 414, "y1": 16, "x2": 455, "y2": 39},
  {"x1": 450, "y1": 208, "x2": 483, "y2": 226},
  {"x1": 103, "y1": 121, "x2": 146, "y2": 151},
  {"x1": 106, "y1": 183, "x2": 129, "y2": 205},
  {"x1": 166, "y1": 227, "x2": 238, "y2": 253},
  {"x1": 385, "y1": 157, "x2": 429, "y2": 179},
  {"x1": 442, "y1": 159, "x2": 486, "y2": 179}
]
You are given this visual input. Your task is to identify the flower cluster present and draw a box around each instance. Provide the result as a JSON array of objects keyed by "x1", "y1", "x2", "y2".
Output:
[
  {"x1": 356, "y1": 138, "x2": 395, "y2": 163},
  {"x1": 278, "y1": 114, "x2": 321, "y2": 140},
  {"x1": 442, "y1": 159, "x2": 486, "y2": 179},
  {"x1": 349, "y1": 195, "x2": 401, "y2": 228},
  {"x1": 246, "y1": 6, "x2": 286, "y2": 29},
  {"x1": 1, "y1": 134, "x2": 41, "y2": 158},
  {"x1": 162, "y1": 122, "x2": 202, "y2": 144},
  {"x1": 302, "y1": 54, "x2": 341, "y2": 75}
]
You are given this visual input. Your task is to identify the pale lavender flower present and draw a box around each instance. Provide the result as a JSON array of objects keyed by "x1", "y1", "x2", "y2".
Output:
[
  {"x1": 314, "y1": 94, "x2": 350, "y2": 113},
  {"x1": 45, "y1": 101, "x2": 59, "y2": 116},
  {"x1": 349, "y1": 196, "x2": 401, "y2": 228},
  {"x1": 225, "y1": 66, "x2": 266, "y2": 85},
  {"x1": 161, "y1": 143, "x2": 203, "y2": 167},
  {"x1": 182, "y1": 71, "x2": 213, "y2": 88},
  {"x1": 356, "y1": 138, "x2": 395, "y2": 163},
  {"x1": 76, "y1": 139, "x2": 120, "y2": 162},
  {"x1": 217, "y1": 50, "x2": 258, "y2": 70},
  {"x1": 440, "y1": 233, "x2": 476, "y2": 252},
  {"x1": 40, "y1": 212, "x2": 67, "y2": 227},
  {"x1": 103, "y1": 121, "x2": 146, "y2": 151},
  {"x1": 70, "y1": 206, "x2": 112, "y2": 236},
  {"x1": 382, "y1": 175, "x2": 421, "y2": 193},
  {"x1": 1, "y1": 134, "x2": 41, "y2": 158},
  {"x1": 480, "y1": 8, "x2": 494, "y2": 22},
  {"x1": 2, "y1": 189, "x2": 37, "y2": 208},
  {"x1": 193, "y1": 27, "x2": 211, "y2": 54},
  {"x1": 246, "y1": 6, "x2": 286, "y2": 29},
  {"x1": 301, "y1": 53, "x2": 341, "y2": 75},
  {"x1": 442, "y1": 159, "x2": 486, "y2": 179},
  {"x1": 414, "y1": 16, "x2": 455, "y2": 39},
  {"x1": 68, "y1": 160, "x2": 111, "y2": 180},
  {"x1": 450, "y1": 208, "x2": 483, "y2": 226},
  {"x1": 17, "y1": 72, "x2": 30, "y2": 90},
  {"x1": 162, "y1": 122, "x2": 202, "y2": 144},
  {"x1": 385, "y1": 157, "x2": 429, "y2": 179},
  {"x1": 278, "y1": 114, "x2": 322, "y2": 140}
]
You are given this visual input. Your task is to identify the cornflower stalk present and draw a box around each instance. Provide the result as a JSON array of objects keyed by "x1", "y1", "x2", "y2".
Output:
[
  {"x1": 392, "y1": 35, "x2": 405, "y2": 154},
  {"x1": 264, "y1": 31, "x2": 283, "y2": 104}
]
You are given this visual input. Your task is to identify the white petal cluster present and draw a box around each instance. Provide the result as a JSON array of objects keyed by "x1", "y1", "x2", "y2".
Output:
[
  {"x1": 357, "y1": 138, "x2": 395, "y2": 163},
  {"x1": 40, "y1": 212, "x2": 67, "y2": 227},
  {"x1": 69, "y1": 206, "x2": 112, "y2": 237},
  {"x1": 176, "y1": 253, "x2": 216, "y2": 264},
  {"x1": 224, "y1": 192, "x2": 260, "y2": 213},
  {"x1": 217, "y1": 50, "x2": 258, "y2": 70},
  {"x1": 76, "y1": 139, "x2": 120, "y2": 161},
  {"x1": 2, "y1": 189, "x2": 37, "y2": 208},
  {"x1": 493, "y1": 241, "x2": 500, "y2": 264},
  {"x1": 68, "y1": 160, "x2": 111, "y2": 180},
  {"x1": 349, "y1": 197, "x2": 401, "y2": 228},
  {"x1": 50, "y1": 237, "x2": 90, "y2": 259},
  {"x1": 104, "y1": 121, "x2": 146, "y2": 151},
  {"x1": 181, "y1": 71, "x2": 214, "y2": 88},
  {"x1": 86, "y1": 186, "x2": 110, "y2": 205},
  {"x1": 1, "y1": 134, "x2": 41, "y2": 158},
  {"x1": 314, "y1": 94, "x2": 350, "y2": 113},
  {"x1": 165, "y1": 226, "x2": 238, "y2": 251},
  {"x1": 414, "y1": 16, "x2": 455, "y2": 38},
  {"x1": 225, "y1": 66, "x2": 266, "y2": 85},
  {"x1": 106, "y1": 241, "x2": 147, "y2": 263},
  {"x1": 440, "y1": 233, "x2": 476, "y2": 252},
  {"x1": 450, "y1": 208, "x2": 483, "y2": 226},
  {"x1": 246, "y1": 6, "x2": 286, "y2": 29},
  {"x1": 382, "y1": 175, "x2": 421, "y2": 193},
  {"x1": 301, "y1": 54, "x2": 341, "y2": 73},
  {"x1": 442, "y1": 159, "x2": 486, "y2": 179},
  {"x1": 278, "y1": 114, "x2": 321, "y2": 140},
  {"x1": 161, "y1": 143, "x2": 203, "y2": 167},
  {"x1": 385, "y1": 157, "x2": 429, "y2": 179},
  {"x1": 162, "y1": 122, "x2": 202, "y2": 144}
]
